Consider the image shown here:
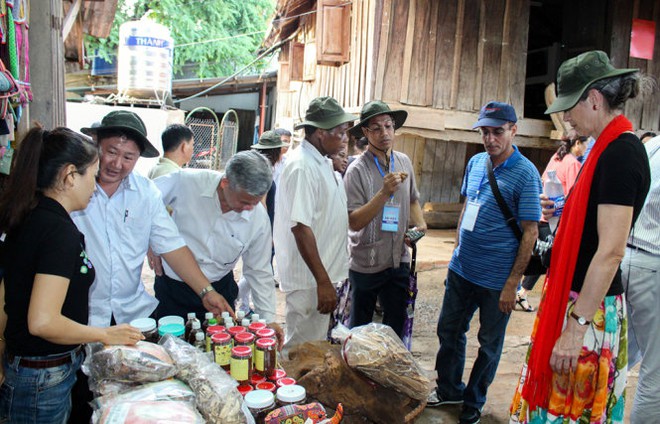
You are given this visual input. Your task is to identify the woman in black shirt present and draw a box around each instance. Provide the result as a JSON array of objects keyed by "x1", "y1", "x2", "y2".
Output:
[{"x1": 0, "y1": 127, "x2": 143, "y2": 423}]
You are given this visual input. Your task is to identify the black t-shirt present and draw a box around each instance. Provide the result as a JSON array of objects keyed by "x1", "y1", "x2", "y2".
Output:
[
  {"x1": 3, "y1": 196, "x2": 94, "y2": 356},
  {"x1": 571, "y1": 133, "x2": 651, "y2": 295}
]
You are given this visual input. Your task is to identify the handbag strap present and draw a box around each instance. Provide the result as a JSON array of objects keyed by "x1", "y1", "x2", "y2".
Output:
[{"x1": 486, "y1": 158, "x2": 523, "y2": 241}]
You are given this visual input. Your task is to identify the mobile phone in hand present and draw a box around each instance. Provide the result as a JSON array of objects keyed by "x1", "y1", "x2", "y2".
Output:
[{"x1": 406, "y1": 228, "x2": 425, "y2": 243}]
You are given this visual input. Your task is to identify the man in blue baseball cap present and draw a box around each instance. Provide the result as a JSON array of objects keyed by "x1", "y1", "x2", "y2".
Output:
[{"x1": 427, "y1": 101, "x2": 542, "y2": 424}]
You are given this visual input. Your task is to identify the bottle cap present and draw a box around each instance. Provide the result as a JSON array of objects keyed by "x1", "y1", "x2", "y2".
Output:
[
  {"x1": 250, "y1": 373, "x2": 267, "y2": 386},
  {"x1": 248, "y1": 322, "x2": 267, "y2": 333},
  {"x1": 187, "y1": 312, "x2": 196, "y2": 320},
  {"x1": 256, "y1": 338, "x2": 276, "y2": 349},
  {"x1": 236, "y1": 310, "x2": 246, "y2": 320},
  {"x1": 276, "y1": 384, "x2": 306, "y2": 403},
  {"x1": 130, "y1": 317, "x2": 156, "y2": 332},
  {"x1": 276, "y1": 377, "x2": 297, "y2": 387},
  {"x1": 211, "y1": 332, "x2": 231, "y2": 344},
  {"x1": 251, "y1": 314, "x2": 260, "y2": 322},
  {"x1": 192, "y1": 320, "x2": 201, "y2": 329},
  {"x1": 241, "y1": 318, "x2": 251, "y2": 327},
  {"x1": 221, "y1": 311, "x2": 231, "y2": 319},
  {"x1": 195, "y1": 332, "x2": 204, "y2": 341},
  {"x1": 206, "y1": 325, "x2": 226, "y2": 335},
  {"x1": 244, "y1": 389, "x2": 275, "y2": 409},
  {"x1": 205, "y1": 312, "x2": 214, "y2": 319},
  {"x1": 255, "y1": 328, "x2": 276, "y2": 339},
  {"x1": 231, "y1": 345, "x2": 252, "y2": 357},
  {"x1": 237, "y1": 384, "x2": 253, "y2": 396},
  {"x1": 228, "y1": 326, "x2": 247, "y2": 337},
  {"x1": 255, "y1": 381, "x2": 277, "y2": 393},
  {"x1": 158, "y1": 315, "x2": 185, "y2": 327},
  {"x1": 235, "y1": 332, "x2": 255, "y2": 344},
  {"x1": 158, "y1": 323, "x2": 185, "y2": 337}
]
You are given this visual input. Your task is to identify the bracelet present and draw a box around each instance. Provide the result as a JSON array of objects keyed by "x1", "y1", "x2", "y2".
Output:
[{"x1": 198, "y1": 285, "x2": 216, "y2": 299}]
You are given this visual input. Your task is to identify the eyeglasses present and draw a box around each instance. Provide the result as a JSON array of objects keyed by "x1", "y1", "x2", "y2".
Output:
[
  {"x1": 364, "y1": 121, "x2": 395, "y2": 134},
  {"x1": 479, "y1": 125, "x2": 512, "y2": 138}
]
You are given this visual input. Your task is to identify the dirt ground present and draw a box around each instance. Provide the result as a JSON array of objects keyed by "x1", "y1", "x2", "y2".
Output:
[{"x1": 143, "y1": 229, "x2": 639, "y2": 423}]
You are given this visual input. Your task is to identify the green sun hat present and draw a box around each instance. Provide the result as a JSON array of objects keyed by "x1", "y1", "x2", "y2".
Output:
[
  {"x1": 349, "y1": 100, "x2": 408, "y2": 137},
  {"x1": 81, "y1": 110, "x2": 159, "y2": 158},
  {"x1": 545, "y1": 50, "x2": 638, "y2": 114},
  {"x1": 251, "y1": 130, "x2": 289, "y2": 150},
  {"x1": 294, "y1": 96, "x2": 357, "y2": 131}
]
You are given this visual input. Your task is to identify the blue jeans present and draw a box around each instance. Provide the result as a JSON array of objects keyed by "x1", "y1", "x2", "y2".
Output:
[
  {"x1": 434, "y1": 269, "x2": 511, "y2": 410},
  {"x1": 0, "y1": 348, "x2": 83, "y2": 423},
  {"x1": 349, "y1": 263, "x2": 410, "y2": 338}
]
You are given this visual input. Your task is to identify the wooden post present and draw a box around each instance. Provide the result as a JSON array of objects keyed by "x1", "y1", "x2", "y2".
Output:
[{"x1": 27, "y1": 0, "x2": 66, "y2": 131}]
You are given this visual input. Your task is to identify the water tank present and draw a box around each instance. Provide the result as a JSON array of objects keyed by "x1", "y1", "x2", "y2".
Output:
[{"x1": 117, "y1": 19, "x2": 173, "y2": 99}]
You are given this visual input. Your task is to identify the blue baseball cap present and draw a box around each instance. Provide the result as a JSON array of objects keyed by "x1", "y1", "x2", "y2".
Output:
[{"x1": 472, "y1": 101, "x2": 517, "y2": 129}]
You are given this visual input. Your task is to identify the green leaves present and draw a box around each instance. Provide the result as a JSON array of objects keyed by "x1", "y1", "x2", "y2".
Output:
[{"x1": 85, "y1": 0, "x2": 275, "y2": 78}]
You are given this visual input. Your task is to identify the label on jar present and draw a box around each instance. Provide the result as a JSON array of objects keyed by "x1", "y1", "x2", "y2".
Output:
[
  {"x1": 255, "y1": 349, "x2": 265, "y2": 372},
  {"x1": 214, "y1": 344, "x2": 231, "y2": 366},
  {"x1": 231, "y1": 356, "x2": 250, "y2": 381}
]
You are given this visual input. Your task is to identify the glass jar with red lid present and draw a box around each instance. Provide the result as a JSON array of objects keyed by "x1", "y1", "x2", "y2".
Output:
[
  {"x1": 227, "y1": 325, "x2": 247, "y2": 339},
  {"x1": 248, "y1": 322, "x2": 267, "y2": 334},
  {"x1": 206, "y1": 324, "x2": 226, "y2": 352},
  {"x1": 234, "y1": 331, "x2": 256, "y2": 355},
  {"x1": 255, "y1": 338, "x2": 277, "y2": 378},
  {"x1": 230, "y1": 345, "x2": 253, "y2": 385},
  {"x1": 212, "y1": 332, "x2": 232, "y2": 371},
  {"x1": 255, "y1": 328, "x2": 276, "y2": 340}
]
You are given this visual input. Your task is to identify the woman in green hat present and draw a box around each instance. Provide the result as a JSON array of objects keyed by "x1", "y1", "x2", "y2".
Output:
[{"x1": 510, "y1": 50, "x2": 651, "y2": 424}]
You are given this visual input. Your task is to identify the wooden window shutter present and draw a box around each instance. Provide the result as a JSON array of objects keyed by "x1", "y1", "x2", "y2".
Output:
[
  {"x1": 278, "y1": 45, "x2": 291, "y2": 90},
  {"x1": 290, "y1": 41, "x2": 305, "y2": 81},
  {"x1": 316, "y1": 0, "x2": 351, "y2": 66}
]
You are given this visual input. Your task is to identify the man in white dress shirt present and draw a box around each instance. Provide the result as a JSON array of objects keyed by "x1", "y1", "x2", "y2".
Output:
[
  {"x1": 152, "y1": 151, "x2": 282, "y2": 342},
  {"x1": 73, "y1": 111, "x2": 233, "y2": 327},
  {"x1": 622, "y1": 134, "x2": 660, "y2": 423},
  {"x1": 274, "y1": 97, "x2": 356, "y2": 355}
]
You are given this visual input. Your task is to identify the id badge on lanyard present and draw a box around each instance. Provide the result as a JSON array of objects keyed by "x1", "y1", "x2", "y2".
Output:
[{"x1": 375, "y1": 152, "x2": 399, "y2": 232}]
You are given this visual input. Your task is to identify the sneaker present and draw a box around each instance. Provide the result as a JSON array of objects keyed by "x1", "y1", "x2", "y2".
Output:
[
  {"x1": 426, "y1": 391, "x2": 463, "y2": 408},
  {"x1": 458, "y1": 405, "x2": 481, "y2": 424}
]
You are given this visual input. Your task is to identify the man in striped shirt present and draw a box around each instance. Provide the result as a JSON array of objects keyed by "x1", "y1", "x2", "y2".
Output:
[{"x1": 428, "y1": 102, "x2": 541, "y2": 424}]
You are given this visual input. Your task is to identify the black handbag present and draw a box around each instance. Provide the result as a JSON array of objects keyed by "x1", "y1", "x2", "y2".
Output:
[{"x1": 486, "y1": 159, "x2": 553, "y2": 276}]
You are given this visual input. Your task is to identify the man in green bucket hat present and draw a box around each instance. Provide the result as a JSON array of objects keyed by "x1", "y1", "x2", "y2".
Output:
[
  {"x1": 273, "y1": 96, "x2": 356, "y2": 355},
  {"x1": 344, "y1": 100, "x2": 426, "y2": 338}
]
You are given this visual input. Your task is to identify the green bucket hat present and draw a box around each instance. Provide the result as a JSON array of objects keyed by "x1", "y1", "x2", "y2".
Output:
[
  {"x1": 349, "y1": 100, "x2": 408, "y2": 137},
  {"x1": 251, "y1": 130, "x2": 289, "y2": 150},
  {"x1": 545, "y1": 50, "x2": 638, "y2": 114},
  {"x1": 294, "y1": 96, "x2": 357, "y2": 131},
  {"x1": 80, "y1": 110, "x2": 159, "y2": 158}
]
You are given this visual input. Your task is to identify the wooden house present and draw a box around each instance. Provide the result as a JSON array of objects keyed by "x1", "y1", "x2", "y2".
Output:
[{"x1": 262, "y1": 0, "x2": 660, "y2": 223}]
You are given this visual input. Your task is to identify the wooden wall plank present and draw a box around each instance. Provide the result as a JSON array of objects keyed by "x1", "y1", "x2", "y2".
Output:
[
  {"x1": 450, "y1": 0, "x2": 466, "y2": 108},
  {"x1": 399, "y1": 0, "x2": 417, "y2": 104},
  {"x1": 413, "y1": 137, "x2": 425, "y2": 186},
  {"x1": 503, "y1": 0, "x2": 530, "y2": 114},
  {"x1": 405, "y1": 0, "x2": 437, "y2": 106},
  {"x1": 373, "y1": 0, "x2": 392, "y2": 100},
  {"x1": 477, "y1": 0, "x2": 505, "y2": 106},
  {"x1": 449, "y1": 143, "x2": 467, "y2": 202},
  {"x1": 456, "y1": 0, "x2": 480, "y2": 110},
  {"x1": 381, "y1": 0, "x2": 410, "y2": 102},
  {"x1": 430, "y1": 140, "x2": 448, "y2": 202},
  {"x1": 433, "y1": 0, "x2": 459, "y2": 109},
  {"x1": 440, "y1": 141, "x2": 457, "y2": 202},
  {"x1": 418, "y1": 138, "x2": 437, "y2": 204}
]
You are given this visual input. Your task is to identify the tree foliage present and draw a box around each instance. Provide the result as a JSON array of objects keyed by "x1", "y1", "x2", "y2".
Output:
[{"x1": 85, "y1": 0, "x2": 275, "y2": 78}]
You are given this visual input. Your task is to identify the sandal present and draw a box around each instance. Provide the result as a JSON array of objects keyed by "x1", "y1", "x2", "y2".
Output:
[{"x1": 516, "y1": 294, "x2": 535, "y2": 312}]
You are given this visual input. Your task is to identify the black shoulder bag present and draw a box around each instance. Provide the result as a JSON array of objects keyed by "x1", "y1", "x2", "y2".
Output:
[{"x1": 486, "y1": 159, "x2": 553, "y2": 276}]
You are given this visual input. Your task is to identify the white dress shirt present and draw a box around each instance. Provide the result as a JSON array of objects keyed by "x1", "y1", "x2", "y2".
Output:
[
  {"x1": 273, "y1": 140, "x2": 349, "y2": 292},
  {"x1": 628, "y1": 136, "x2": 660, "y2": 255},
  {"x1": 72, "y1": 172, "x2": 186, "y2": 326},
  {"x1": 154, "y1": 169, "x2": 276, "y2": 322}
]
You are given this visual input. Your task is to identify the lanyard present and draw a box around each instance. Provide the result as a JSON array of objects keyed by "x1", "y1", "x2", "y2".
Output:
[
  {"x1": 374, "y1": 151, "x2": 395, "y2": 201},
  {"x1": 373, "y1": 151, "x2": 394, "y2": 177}
]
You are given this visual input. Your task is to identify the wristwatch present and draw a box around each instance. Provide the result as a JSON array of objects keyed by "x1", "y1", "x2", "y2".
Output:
[
  {"x1": 570, "y1": 311, "x2": 591, "y2": 326},
  {"x1": 198, "y1": 285, "x2": 216, "y2": 299}
]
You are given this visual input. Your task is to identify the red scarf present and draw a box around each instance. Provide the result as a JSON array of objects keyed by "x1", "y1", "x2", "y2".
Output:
[{"x1": 521, "y1": 115, "x2": 633, "y2": 411}]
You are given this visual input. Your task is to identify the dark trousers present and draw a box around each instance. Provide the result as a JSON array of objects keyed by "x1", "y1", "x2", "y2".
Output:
[
  {"x1": 154, "y1": 271, "x2": 237, "y2": 321},
  {"x1": 349, "y1": 263, "x2": 410, "y2": 338},
  {"x1": 434, "y1": 269, "x2": 511, "y2": 410},
  {"x1": 520, "y1": 221, "x2": 552, "y2": 291}
]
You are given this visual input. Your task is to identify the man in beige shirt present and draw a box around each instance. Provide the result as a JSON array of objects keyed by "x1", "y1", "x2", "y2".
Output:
[{"x1": 148, "y1": 124, "x2": 194, "y2": 179}]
